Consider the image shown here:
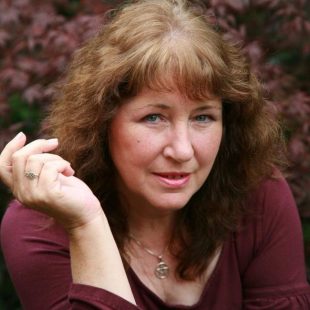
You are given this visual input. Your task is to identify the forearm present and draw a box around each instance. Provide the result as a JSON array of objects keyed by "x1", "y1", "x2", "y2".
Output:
[{"x1": 68, "y1": 214, "x2": 136, "y2": 306}]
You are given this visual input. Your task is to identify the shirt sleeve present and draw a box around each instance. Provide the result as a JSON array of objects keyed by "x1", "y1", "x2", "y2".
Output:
[
  {"x1": 237, "y1": 176, "x2": 310, "y2": 309},
  {"x1": 0, "y1": 201, "x2": 139, "y2": 310}
]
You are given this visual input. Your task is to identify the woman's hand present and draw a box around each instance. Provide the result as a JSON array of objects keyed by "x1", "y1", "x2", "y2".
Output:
[{"x1": 0, "y1": 132, "x2": 104, "y2": 231}]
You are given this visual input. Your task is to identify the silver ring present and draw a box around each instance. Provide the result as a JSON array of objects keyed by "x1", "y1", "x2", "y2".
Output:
[{"x1": 25, "y1": 171, "x2": 39, "y2": 180}]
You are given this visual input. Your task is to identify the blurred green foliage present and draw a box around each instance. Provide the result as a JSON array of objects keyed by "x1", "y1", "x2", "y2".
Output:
[{"x1": 8, "y1": 94, "x2": 41, "y2": 133}]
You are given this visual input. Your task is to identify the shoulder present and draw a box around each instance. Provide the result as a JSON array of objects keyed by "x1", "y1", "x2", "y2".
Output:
[
  {"x1": 246, "y1": 173, "x2": 300, "y2": 238},
  {"x1": 234, "y1": 175, "x2": 310, "y2": 307},
  {"x1": 234, "y1": 173, "x2": 308, "y2": 286},
  {"x1": 248, "y1": 173, "x2": 295, "y2": 212},
  {"x1": 238, "y1": 173, "x2": 298, "y2": 233},
  {"x1": 258, "y1": 172, "x2": 295, "y2": 205},
  {"x1": 234, "y1": 173, "x2": 303, "y2": 276}
]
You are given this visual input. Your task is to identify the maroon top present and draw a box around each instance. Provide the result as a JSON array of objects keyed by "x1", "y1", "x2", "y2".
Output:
[{"x1": 1, "y1": 177, "x2": 310, "y2": 309}]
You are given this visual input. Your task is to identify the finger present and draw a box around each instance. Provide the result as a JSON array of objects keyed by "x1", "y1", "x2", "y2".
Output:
[
  {"x1": 25, "y1": 154, "x2": 74, "y2": 179},
  {"x1": 14, "y1": 159, "x2": 73, "y2": 212},
  {"x1": 0, "y1": 132, "x2": 27, "y2": 187},
  {"x1": 23, "y1": 160, "x2": 75, "y2": 222},
  {"x1": 23, "y1": 154, "x2": 74, "y2": 194},
  {"x1": 37, "y1": 160, "x2": 75, "y2": 199},
  {"x1": 12, "y1": 138, "x2": 59, "y2": 189},
  {"x1": 0, "y1": 132, "x2": 26, "y2": 166},
  {"x1": 12, "y1": 138, "x2": 59, "y2": 163}
]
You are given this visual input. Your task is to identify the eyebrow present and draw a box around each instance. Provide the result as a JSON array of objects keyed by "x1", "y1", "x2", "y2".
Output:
[
  {"x1": 136, "y1": 102, "x2": 222, "y2": 111},
  {"x1": 193, "y1": 104, "x2": 222, "y2": 111}
]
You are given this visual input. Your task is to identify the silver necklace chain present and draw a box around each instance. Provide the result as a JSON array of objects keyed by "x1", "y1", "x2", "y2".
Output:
[{"x1": 129, "y1": 234, "x2": 170, "y2": 279}]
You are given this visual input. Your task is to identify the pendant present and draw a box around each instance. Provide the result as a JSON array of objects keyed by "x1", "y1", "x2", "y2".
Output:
[{"x1": 154, "y1": 259, "x2": 169, "y2": 279}]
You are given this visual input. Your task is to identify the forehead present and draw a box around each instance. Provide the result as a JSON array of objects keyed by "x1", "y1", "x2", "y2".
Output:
[{"x1": 124, "y1": 85, "x2": 222, "y2": 110}]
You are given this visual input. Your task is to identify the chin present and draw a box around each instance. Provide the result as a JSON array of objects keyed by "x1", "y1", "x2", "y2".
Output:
[{"x1": 149, "y1": 196, "x2": 192, "y2": 211}]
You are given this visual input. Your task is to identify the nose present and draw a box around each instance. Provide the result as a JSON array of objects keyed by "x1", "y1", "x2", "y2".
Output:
[{"x1": 163, "y1": 124, "x2": 194, "y2": 163}]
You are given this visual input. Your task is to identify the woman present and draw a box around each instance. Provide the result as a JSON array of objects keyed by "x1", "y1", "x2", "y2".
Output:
[{"x1": 0, "y1": 0, "x2": 309, "y2": 309}]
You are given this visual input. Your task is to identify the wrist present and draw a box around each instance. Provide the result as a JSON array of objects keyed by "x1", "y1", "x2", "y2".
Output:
[{"x1": 66, "y1": 212, "x2": 109, "y2": 240}]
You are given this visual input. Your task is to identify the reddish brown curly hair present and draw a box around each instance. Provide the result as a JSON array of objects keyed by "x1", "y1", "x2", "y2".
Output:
[{"x1": 43, "y1": 0, "x2": 287, "y2": 280}]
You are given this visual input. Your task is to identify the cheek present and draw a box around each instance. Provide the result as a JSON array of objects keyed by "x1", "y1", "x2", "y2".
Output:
[
  {"x1": 196, "y1": 130, "x2": 222, "y2": 164},
  {"x1": 110, "y1": 129, "x2": 156, "y2": 169}
]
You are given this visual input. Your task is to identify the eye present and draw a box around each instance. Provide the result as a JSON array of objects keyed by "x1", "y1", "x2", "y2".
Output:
[
  {"x1": 143, "y1": 114, "x2": 162, "y2": 123},
  {"x1": 194, "y1": 114, "x2": 211, "y2": 123}
]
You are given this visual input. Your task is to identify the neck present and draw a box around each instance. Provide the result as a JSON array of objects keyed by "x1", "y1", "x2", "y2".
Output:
[
  {"x1": 116, "y1": 189, "x2": 179, "y2": 250},
  {"x1": 128, "y1": 209, "x2": 177, "y2": 249},
  {"x1": 128, "y1": 210, "x2": 176, "y2": 241}
]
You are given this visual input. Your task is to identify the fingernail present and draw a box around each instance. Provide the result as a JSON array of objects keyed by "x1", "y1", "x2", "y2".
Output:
[
  {"x1": 47, "y1": 138, "x2": 58, "y2": 145},
  {"x1": 14, "y1": 132, "x2": 24, "y2": 140}
]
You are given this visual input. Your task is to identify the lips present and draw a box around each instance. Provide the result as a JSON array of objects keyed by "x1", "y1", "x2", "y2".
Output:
[
  {"x1": 155, "y1": 173, "x2": 189, "y2": 178},
  {"x1": 153, "y1": 172, "x2": 190, "y2": 187}
]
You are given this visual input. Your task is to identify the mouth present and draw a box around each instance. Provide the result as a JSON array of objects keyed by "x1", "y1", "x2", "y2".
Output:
[
  {"x1": 153, "y1": 172, "x2": 191, "y2": 187},
  {"x1": 154, "y1": 173, "x2": 189, "y2": 179}
]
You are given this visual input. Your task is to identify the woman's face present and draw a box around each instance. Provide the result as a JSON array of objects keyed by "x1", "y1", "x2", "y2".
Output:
[{"x1": 109, "y1": 87, "x2": 223, "y2": 213}]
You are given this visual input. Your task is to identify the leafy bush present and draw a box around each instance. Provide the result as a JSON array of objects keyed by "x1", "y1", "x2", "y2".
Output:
[{"x1": 0, "y1": 0, "x2": 309, "y2": 308}]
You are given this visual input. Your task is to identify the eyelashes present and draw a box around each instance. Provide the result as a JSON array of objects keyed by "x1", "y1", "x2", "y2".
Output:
[
  {"x1": 142, "y1": 114, "x2": 214, "y2": 124},
  {"x1": 143, "y1": 114, "x2": 162, "y2": 123},
  {"x1": 194, "y1": 115, "x2": 213, "y2": 123}
]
